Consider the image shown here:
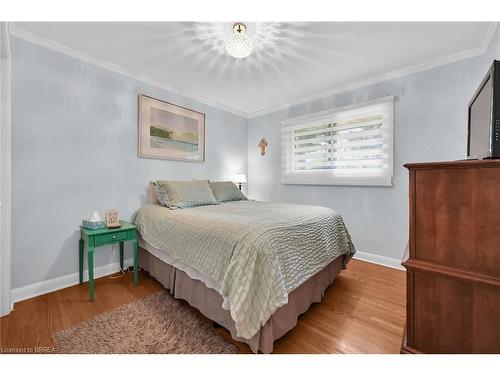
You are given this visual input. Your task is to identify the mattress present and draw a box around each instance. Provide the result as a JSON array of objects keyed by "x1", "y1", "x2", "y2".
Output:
[{"x1": 134, "y1": 200, "x2": 355, "y2": 339}]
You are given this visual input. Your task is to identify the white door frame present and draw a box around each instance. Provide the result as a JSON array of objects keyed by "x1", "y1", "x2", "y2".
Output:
[{"x1": 0, "y1": 22, "x2": 12, "y2": 316}]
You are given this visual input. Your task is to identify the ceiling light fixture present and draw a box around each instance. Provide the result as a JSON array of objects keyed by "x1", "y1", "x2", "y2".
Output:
[{"x1": 225, "y1": 23, "x2": 254, "y2": 59}]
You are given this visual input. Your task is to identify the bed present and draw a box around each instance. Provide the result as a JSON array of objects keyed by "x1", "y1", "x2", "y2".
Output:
[{"x1": 134, "y1": 193, "x2": 355, "y2": 353}]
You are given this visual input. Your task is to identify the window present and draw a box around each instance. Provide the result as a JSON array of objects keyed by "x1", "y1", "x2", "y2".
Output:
[{"x1": 281, "y1": 97, "x2": 394, "y2": 186}]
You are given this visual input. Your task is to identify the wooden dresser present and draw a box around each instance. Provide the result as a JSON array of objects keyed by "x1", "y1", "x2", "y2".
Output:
[{"x1": 401, "y1": 160, "x2": 500, "y2": 354}]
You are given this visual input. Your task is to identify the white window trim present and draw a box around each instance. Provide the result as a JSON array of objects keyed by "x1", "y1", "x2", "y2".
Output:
[
  {"x1": 281, "y1": 96, "x2": 394, "y2": 187},
  {"x1": 0, "y1": 22, "x2": 12, "y2": 316}
]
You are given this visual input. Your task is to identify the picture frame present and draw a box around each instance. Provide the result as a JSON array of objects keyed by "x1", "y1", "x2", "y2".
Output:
[{"x1": 138, "y1": 94, "x2": 205, "y2": 162}]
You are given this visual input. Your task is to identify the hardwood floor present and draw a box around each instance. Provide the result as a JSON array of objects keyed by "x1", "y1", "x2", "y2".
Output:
[{"x1": 0, "y1": 259, "x2": 405, "y2": 354}]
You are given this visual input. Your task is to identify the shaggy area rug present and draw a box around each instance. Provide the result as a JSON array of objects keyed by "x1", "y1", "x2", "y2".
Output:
[{"x1": 53, "y1": 291, "x2": 238, "y2": 354}]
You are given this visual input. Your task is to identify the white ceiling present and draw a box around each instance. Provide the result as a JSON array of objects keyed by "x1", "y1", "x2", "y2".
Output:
[{"x1": 11, "y1": 22, "x2": 496, "y2": 117}]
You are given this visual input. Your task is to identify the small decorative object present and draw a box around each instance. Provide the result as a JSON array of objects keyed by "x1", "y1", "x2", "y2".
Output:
[
  {"x1": 234, "y1": 173, "x2": 247, "y2": 190},
  {"x1": 82, "y1": 211, "x2": 106, "y2": 230},
  {"x1": 258, "y1": 138, "x2": 268, "y2": 156},
  {"x1": 139, "y1": 94, "x2": 205, "y2": 162},
  {"x1": 105, "y1": 209, "x2": 121, "y2": 228}
]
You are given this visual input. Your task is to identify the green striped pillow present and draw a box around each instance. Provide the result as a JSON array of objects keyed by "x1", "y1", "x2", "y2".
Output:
[
  {"x1": 209, "y1": 181, "x2": 247, "y2": 202},
  {"x1": 156, "y1": 180, "x2": 218, "y2": 209}
]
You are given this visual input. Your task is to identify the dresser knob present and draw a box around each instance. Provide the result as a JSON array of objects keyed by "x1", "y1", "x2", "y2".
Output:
[{"x1": 112, "y1": 235, "x2": 116, "y2": 239}]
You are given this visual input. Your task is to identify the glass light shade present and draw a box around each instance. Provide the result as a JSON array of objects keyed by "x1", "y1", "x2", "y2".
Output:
[
  {"x1": 234, "y1": 173, "x2": 247, "y2": 183},
  {"x1": 225, "y1": 32, "x2": 254, "y2": 59}
]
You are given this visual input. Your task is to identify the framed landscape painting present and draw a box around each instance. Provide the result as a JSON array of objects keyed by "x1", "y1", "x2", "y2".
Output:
[{"x1": 139, "y1": 94, "x2": 205, "y2": 162}]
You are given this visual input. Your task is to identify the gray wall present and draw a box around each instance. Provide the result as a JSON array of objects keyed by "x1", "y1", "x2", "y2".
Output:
[
  {"x1": 11, "y1": 37, "x2": 248, "y2": 289},
  {"x1": 247, "y1": 27, "x2": 500, "y2": 261},
  {"x1": 11, "y1": 27, "x2": 500, "y2": 289}
]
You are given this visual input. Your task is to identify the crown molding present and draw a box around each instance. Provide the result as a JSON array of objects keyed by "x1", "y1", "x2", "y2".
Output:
[
  {"x1": 247, "y1": 22, "x2": 499, "y2": 119},
  {"x1": 8, "y1": 22, "x2": 499, "y2": 120},
  {"x1": 8, "y1": 25, "x2": 249, "y2": 119}
]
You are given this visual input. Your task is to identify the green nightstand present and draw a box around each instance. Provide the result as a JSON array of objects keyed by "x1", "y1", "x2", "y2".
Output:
[{"x1": 79, "y1": 220, "x2": 138, "y2": 301}]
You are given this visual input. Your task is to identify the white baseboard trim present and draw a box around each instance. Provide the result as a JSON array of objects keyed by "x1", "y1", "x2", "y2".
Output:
[
  {"x1": 353, "y1": 251, "x2": 405, "y2": 271},
  {"x1": 10, "y1": 258, "x2": 133, "y2": 306},
  {"x1": 9, "y1": 251, "x2": 403, "y2": 307}
]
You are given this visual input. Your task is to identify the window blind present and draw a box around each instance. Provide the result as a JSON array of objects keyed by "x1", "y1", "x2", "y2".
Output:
[{"x1": 281, "y1": 97, "x2": 394, "y2": 186}]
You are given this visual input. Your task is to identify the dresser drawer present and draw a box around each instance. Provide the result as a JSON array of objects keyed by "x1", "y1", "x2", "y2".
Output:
[
  {"x1": 407, "y1": 268, "x2": 500, "y2": 353},
  {"x1": 412, "y1": 167, "x2": 500, "y2": 278},
  {"x1": 95, "y1": 230, "x2": 129, "y2": 246}
]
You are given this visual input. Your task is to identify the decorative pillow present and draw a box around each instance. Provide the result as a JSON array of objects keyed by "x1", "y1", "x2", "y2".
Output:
[
  {"x1": 157, "y1": 180, "x2": 218, "y2": 209},
  {"x1": 151, "y1": 181, "x2": 169, "y2": 206},
  {"x1": 209, "y1": 181, "x2": 248, "y2": 202}
]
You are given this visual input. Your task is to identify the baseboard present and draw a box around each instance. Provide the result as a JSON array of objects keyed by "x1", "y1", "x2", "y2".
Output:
[
  {"x1": 10, "y1": 258, "x2": 133, "y2": 306},
  {"x1": 353, "y1": 251, "x2": 405, "y2": 271},
  {"x1": 9, "y1": 251, "x2": 402, "y2": 307}
]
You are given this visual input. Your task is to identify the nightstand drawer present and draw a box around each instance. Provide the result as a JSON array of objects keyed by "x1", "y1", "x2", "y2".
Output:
[{"x1": 95, "y1": 231, "x2": 128, "y2": 245}]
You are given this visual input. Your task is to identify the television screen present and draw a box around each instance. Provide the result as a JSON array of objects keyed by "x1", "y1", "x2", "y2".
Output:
[
  {"x1": 468, "y1": 59, "x2": 500, "y2": 159},
  {"x1": 469, "y1": 76, "x2": 493, "y2": 159}
]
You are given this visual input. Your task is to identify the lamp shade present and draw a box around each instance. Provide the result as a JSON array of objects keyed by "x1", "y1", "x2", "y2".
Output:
[{"x1": 234, "y1": 173, "x2": 247, "y2": 183}]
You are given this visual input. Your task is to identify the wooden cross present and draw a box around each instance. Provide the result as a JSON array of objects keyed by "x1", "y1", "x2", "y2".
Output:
[{"x1": 258, "y1": 138, "x2": 268, "y2": 156}]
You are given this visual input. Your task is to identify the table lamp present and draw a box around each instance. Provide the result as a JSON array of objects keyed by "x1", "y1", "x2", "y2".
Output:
[{"x1": 234, "y1": 173, "x2": 247, "y2": 190}]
